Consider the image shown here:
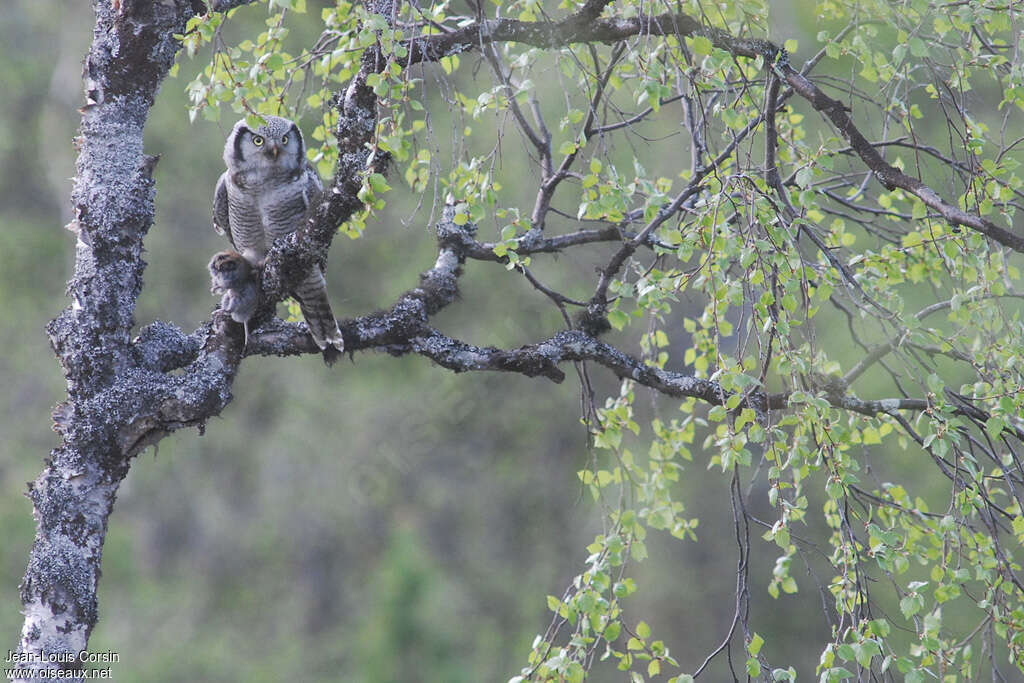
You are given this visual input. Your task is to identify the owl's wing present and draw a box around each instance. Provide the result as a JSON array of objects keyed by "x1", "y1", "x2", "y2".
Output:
[
  {"x1": 302, "y1": 161, "x2": 327, "y2": 270},
  {"x1": 303, "y1": 160, "x2": 324, "y2": 208},
  {"x1": 213, "y1": 172, "x2": 234, "y2": 246}
]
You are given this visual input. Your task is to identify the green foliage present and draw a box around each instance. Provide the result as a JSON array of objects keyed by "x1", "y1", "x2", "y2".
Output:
[
  {"x1": 180, "y1": 0, "x2": 427, "y2": 211},
  {"x1": 27, "y1": 0, "x2": 1024, "y2": 680},
  {"x1": 366, "y1": 0, "x2": 1024, "y2": 679}
]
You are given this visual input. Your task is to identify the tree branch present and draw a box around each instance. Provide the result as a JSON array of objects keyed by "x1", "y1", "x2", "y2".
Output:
[
  {"x1": 402, "y1": 9, "x2": 1021, "y2": 253},
  {"x1": 208, "y1": 0, "x2": 261, "y2": 11},
  {"x1": 239, "y1": 278, "x2": 972, "y2": 428},
  {"x1": 778, "y1": 63, "x2": 1024, "y2": 252},
  {"x1": 404, "y1": 12, "x2": 747, "y2": 65}
]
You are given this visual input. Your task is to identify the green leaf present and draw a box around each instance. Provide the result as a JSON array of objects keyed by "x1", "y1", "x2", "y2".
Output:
[
  {"x1": 773, "y1": 525, "x2": 790, "y2": 549},
  {"x1": 440, "y1": 54, "x2": 459, "y2": 74},
  {"x1": 909, "y1": 37, "x2": 928, "y2": 57},
  {"x1": 862, "y1": 426, "x2": 882, "y2": 444},
  {"x1": 608, "y1": 309, "x2": 629, "y2": 330},
  {"x1": 795, "y1": 166, "x2": 814, "y2": 188},
  {"x1": 854, "y1": 641, "x2": 879, "y2": 667},
  {"x1": 746, "y1": 657, "x2": 761, "y2": 677},
  {"x1": 900, "y1": 593, "x2": 923, "y2": 619},
  {"x1": 986, "y1": 416, "x2": 1004, "y2": 440},
  {"x1": 1012, "y1": 516, "x2": 1024, "y2": 538},
  {"x1": 691, "y1": 35, "x2": 713, "y2": 55},
  {"x1": 367, "y1": 173, "x2": 390, "y2": 194},
  {"x1": 905, "y1": 670, "x2": 926, "y2": 683},
  {"x1": 264, "y1": 54, "x2": 284, "y2": 72},
  {"x1": 558, "y1": 140, "x2": 579, "y2": 155},
  {"x1": 636, "y1": 621, "x2": 651, "y2": 639}
]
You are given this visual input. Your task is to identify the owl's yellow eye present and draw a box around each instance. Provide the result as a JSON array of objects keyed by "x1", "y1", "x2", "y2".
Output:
[
  {"x1": 252, "y1": 135, "x2": 264, "y2": 146},
  {"x1": 281, "y1": 134, "x2": 289, "y2": 145}
]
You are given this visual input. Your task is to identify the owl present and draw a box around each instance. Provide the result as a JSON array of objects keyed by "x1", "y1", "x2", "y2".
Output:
[
  {"x1": 213, "y1": 116, "x2": 344, "y2": 352},
  {"x1": 209, "y1": 250, "x2": 259, "y2": 346}
]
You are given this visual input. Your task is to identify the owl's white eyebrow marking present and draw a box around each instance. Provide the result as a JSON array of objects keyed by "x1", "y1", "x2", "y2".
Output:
[{"x1": 232, "y1": 126, "x2": 253, "y2": 162}]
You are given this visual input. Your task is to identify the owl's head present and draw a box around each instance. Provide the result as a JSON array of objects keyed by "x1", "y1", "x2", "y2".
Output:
[
  {"x1": 208, "y1": 249, "x2": 253, "y2": 292},
  {"x1": 224, "y1": 115, "x2": 305, "y2": 176}
]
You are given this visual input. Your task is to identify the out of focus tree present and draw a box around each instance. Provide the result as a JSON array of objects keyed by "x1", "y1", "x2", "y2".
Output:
[{"x1": 11, "y1": 0, "x2": 1024, "y2": 681}]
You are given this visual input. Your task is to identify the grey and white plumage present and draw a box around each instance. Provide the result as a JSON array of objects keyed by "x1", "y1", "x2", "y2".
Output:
[
  {"x1": 213, "y1": 115, "x2": 344, "y2": 351},
  {"x1": 209, "y1": 250, "x2": 259, "y2": 346}
]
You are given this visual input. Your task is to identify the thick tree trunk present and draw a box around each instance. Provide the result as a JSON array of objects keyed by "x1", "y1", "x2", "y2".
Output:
[
  {"x1": 14, "y1": 1, "x2": 202, "y2": 677},
  {"x1": 14, "y1": 2, "x2": 382, "y2": 675},
  {"x1": 16, "y1": 455, "x2": 123, "y2": 672}
]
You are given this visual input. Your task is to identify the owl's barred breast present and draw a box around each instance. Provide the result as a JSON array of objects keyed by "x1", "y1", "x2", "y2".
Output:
[
  {"x1": 216, "y1": 116, "x2": 342, "y2": 352},
  {"x1": 225, "y1": 176, "x2": 310, "y2": 262},
  {"x1": 224, "y1": 184, "x2": 268, "y2": 262},
  {"x1": 261, "y1": 182, "x2": 312, "y2": 241}
]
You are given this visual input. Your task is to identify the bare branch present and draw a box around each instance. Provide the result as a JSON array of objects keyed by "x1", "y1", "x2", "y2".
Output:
[
  {"x1": 780, "y1": 64, "x2": 1024, "y2": 252},
  {"x1": 402, "y1": 8, "x2": 1021, "y2": 253},
  {"x1": 404, "y1": 11, "x2": 768, "y2": 66},
  {"x1": 208, "y1": 0, "x2": 261, "y2": 11}
]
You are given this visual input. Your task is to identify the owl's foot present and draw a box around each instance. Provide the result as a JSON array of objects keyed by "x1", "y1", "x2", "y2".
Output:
[
  {"x1": 306, "y1": 325, "x2": 343, "y2": 353},
  {"x1": 324, "y1": 327, "x2": 344, "y2": 354}
]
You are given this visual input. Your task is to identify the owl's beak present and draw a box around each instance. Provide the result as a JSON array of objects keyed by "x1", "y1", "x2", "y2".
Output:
[{"x1": 268, "y1": 144, "x2": 279, "y2": 159}]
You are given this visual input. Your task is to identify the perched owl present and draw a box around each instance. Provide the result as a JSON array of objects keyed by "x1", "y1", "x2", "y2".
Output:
[
  {"x1": 209, "y1": 250, "x2": 259, "y2": 346},
  {"x1": 213, "y1": 116, "x2": 344, "y2": 352}
]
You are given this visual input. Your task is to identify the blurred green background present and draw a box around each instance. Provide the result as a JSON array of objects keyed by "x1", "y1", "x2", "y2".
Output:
[{"x1": 0, "y1": 2, "x2": 996, "y2": 680}]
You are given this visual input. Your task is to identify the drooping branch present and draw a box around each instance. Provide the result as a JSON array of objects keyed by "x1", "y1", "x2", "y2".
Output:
[
  {"x1": 583, "y1": 101, "x2": 772, "y2": 324},
  {"x1": 841, "y1": 292, "x2": 1024, "y2": 386},
  {"x1": 777, "y1": 64, "x2": 1024, "y2": 253},
  {"x1": 399, "y1": 7, "x2": 1021, "y2": 254}
]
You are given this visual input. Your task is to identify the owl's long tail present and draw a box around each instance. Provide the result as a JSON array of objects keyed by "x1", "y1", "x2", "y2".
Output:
[{"x1": 294, "y1": 265, "x2": 345, "y2": 353}]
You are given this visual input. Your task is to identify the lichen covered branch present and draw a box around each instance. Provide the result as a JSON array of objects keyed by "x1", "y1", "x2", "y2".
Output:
[{"x1": 20, "y1": 0, "x2": 204, "y2": 673}]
